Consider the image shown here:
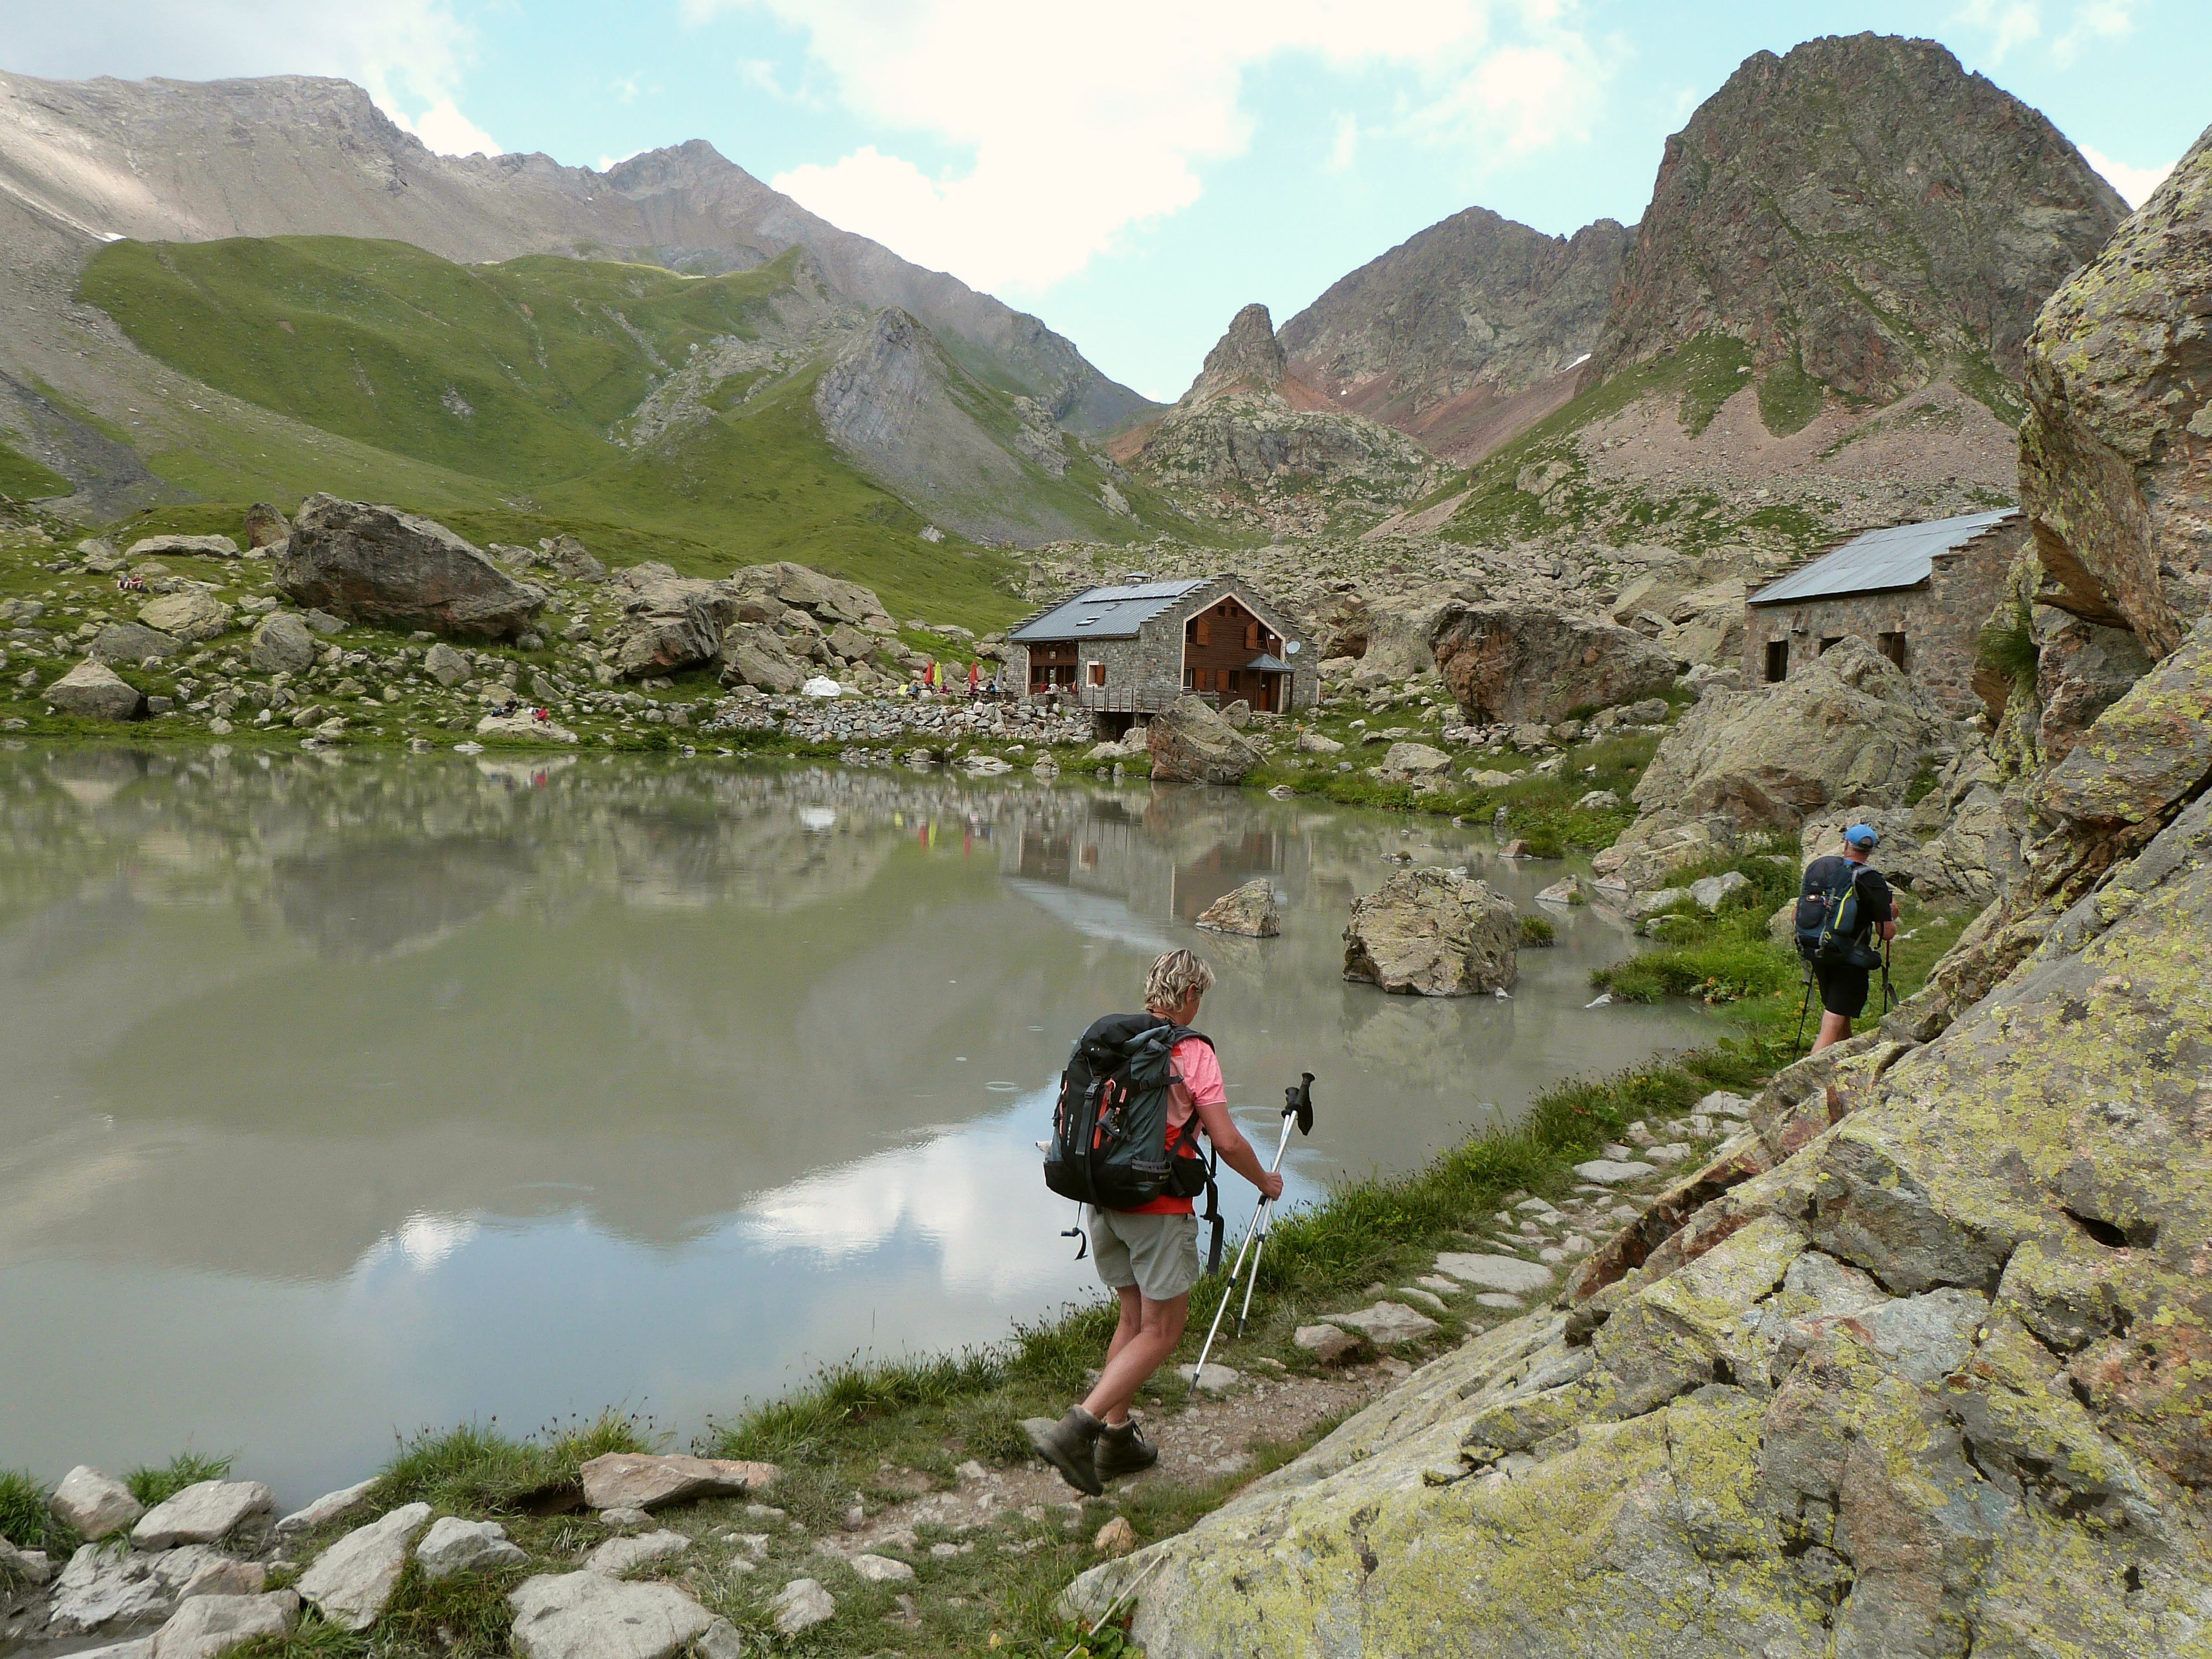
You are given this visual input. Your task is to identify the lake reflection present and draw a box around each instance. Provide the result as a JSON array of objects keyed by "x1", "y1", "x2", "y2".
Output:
[{"x1": 0, "y1": 743, "x2": 1710, "y2": 1500}]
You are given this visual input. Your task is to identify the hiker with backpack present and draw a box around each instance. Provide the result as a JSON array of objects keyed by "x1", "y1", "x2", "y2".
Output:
[
  {"x1": 1796, "y1": 823, "x2": 1900, "y2": 1053},
  {"x1": 1029, "y1": 948, "x2": 1283, "y2": 1495}
]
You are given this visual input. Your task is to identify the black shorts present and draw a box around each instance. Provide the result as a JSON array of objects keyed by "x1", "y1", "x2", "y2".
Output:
[{"x1": 1815, "y1": 964, "x2": 1870, "y2": 1019}]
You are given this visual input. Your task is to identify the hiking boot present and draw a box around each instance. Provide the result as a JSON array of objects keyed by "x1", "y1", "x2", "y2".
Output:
[
  {"x1": 1094, "y1": 1418, "x2": 1158, "y2": 1480},
  {"x1": 1027, "y1": 1406, "x2": 1104, "y2": 1496}
]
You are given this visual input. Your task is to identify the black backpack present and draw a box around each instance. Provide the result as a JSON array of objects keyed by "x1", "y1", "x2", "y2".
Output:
[
  {"x1": 1044, "y1": 1014, "x2": 1223, "y2": 1267},
  {"x1": 1794, "y1": 863, "x2": 1885, "y2": 970}
]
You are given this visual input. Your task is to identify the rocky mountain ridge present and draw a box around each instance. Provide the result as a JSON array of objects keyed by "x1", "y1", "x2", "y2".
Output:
[
  {"x1": 1281, "y1": 209, "x2": 1630, "y2": 464},
  {"x1": 0, "y1": 70, "x2": 1151, "y2": 435}
]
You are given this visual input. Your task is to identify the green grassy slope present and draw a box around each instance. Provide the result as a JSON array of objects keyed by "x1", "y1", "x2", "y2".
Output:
[
  {"x1": 0, "y1": 437, "x2": 69, "y2": 502},
  {"x1": 75, "y1": 237, "x2": 1170, "y2": 625}
]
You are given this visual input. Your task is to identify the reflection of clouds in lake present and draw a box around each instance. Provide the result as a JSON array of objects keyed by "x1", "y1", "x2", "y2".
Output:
[
  {"x1": 362, "y1": 1214, "x2": 482, "y2": 1272},
  {"x1": 1005, "y1": 878, "x2": 1174, "y2": 955},
  {"x1": 737, "y1": 1092, "x2": 1068, "y2": 1298}
]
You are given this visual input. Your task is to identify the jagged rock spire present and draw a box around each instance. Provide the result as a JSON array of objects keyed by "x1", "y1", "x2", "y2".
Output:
[{"x1": 1182, "y1": 303, "x2": 1287, "y2": 405}]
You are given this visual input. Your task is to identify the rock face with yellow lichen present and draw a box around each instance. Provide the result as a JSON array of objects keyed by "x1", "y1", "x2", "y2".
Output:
[{"x1": 2018, "y1": 120, "x2": 2212, "y2": 660}]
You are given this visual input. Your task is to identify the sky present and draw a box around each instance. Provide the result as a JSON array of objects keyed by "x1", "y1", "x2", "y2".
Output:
[{"x1": 2, "y1": 0, "x2": 2203, "y2": 401}]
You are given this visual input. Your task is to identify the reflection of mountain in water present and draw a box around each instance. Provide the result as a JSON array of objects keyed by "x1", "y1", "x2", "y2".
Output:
[{"x1": 0, "y1": 746, "x2": 1702, "y2": 1284}]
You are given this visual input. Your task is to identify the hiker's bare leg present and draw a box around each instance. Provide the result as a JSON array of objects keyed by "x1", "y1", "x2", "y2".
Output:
[
  {"x1": 1098, "y1": 1286, "x2": 1144, "y2": 1387},
  {"x1": 1083, "y1": 1291, "x2": 1188, "y2": 1425},
  {"x1": 1811, "y1": 1010, "x2": 1853, "y2": 1053}
]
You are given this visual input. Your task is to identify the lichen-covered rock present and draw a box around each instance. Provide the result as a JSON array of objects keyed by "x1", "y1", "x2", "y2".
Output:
[
  {"x1": 1430, "y1": 601, "x2": 1676, "y2": 724},
  {"x1": 87, "y1": 622, "x2": 183, "y2": 666},
  {"x1": 1146, "y1": 696, "x2": 1262, "y2": 784},
  {"x1": 276, "y1": 494, "x2": 545, "y2": 639},
  {"x1": 1342, "y1": 866, "x2": 1518, "y2": 995},
  {"x1": 2017, "y1": 119, "x2": 2212, "y2": 656},
  {"x1": 1194, "y1": 878, "x2": 1279, "y2": 937}
]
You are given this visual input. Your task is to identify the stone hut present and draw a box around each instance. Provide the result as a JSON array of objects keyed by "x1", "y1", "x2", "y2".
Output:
[
  {"x1": 1009, "y1": 576, "x2": 1317, "y2": 735},
  {"x1": 1743, "y1": 509, "x2": 2020, "y2": 715}
]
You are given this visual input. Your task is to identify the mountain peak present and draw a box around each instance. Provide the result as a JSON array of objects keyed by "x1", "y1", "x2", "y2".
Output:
[
  {"x1": 1184, "y1": 303, "x2": 1287, "y2": 404},
  {"x1": 1584, "y1": 30, "x2": 2125, "y2": 403}
]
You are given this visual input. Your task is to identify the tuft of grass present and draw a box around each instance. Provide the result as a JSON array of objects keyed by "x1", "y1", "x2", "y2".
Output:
[
  {"x1": 230, "y1": 1613, "x2": 367, "y2": 1658},
  {"x1": 1977, "y1": 601, "x2": 2039, "y2": 693},
  {"x1": 373, "y1": 1561, "x2": 529, "y2": 1658},
  {"x1": 0, "y1": 1468, "x2": 75, "y2": 1555},
  {"x1": 127, "y1": 1451, "x2": 236, "y2": 1509},
  {"x1": 374, "y1": 1410, "x2": 652, "y2": 1514},
  {"x1": 1520, "y1": 912, "x2": 1557, "y2": 946}
]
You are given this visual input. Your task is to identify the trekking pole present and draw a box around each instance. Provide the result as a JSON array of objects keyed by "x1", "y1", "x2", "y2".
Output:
[
  {"x1": 1792, "y1": 963, "x2": 1815, "y2": 1057},
  {"x1": 1190, "y1": 1075, "x2": 1314, "y2": 1381}
]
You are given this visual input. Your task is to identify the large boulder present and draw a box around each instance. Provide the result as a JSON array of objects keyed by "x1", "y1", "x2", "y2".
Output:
[
  {"x1": 1342, "y1": 867, "x2": 1519, "y2": 995},
  {"x1": 1431, "y1": 601, "x2": 1677, "y2": 723},
  {"x1": 1147, "y1": 697, "x2": 1264, "y2": 784},
  {"x1": 1194, "y1": 879, "x2": 1280, "y2": 937},
  {"x1": 731, "y1": 561, "x2": 890, "y2": 629},
  {"x1": 2017, "y1": 120, "x2": 2212, "y2": 658},
  {"x1": 50, "y1": 1466, "x2": 142, "y2": 1540},
  {"x1": 125, "y1": 533, "x2": 238, "y2": 559},
  {"x1": 87, "y1": 622, "x2": 183, "y2": 666},
  {"x1": 1623, "y1": 635, "x2": 1955, "y2": 837},
  {"x1": 243, "y1": 502, "x2": 290, "y2": 550},
  {"x1": 275, "y1": 494, "x2": 545, "y2": 639},
  {"x1": 718, "y1": 629, "x2": 808, "y2": 695},
  {"x1": 138, "y1": 590, "x2": 233, "y2": 643},
  {"x1": 131, "y1": 1480, "x2": 274, "y2": 1550},
  {"x1": 608, "y1": 564, "x2": 741, "y2": 679},
  {"x1": 149, "y1": 1590, "x2": 299, "y2": 1659},
  {"x1": 45, "y1": 660, "x2": 144, "y2": 721}
]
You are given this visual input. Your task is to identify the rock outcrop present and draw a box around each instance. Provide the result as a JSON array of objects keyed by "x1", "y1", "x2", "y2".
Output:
[
  {"x1": 2017, "y1": 121, "x2": 2212, "y2": 658},
  {"x1": 1146, "y1": 697, "x2": 1262, "y2": 784},
  {"x1": 1616, "y1": 635, "x2": 1957, "y2": 843},
  {"x1": 605, "y1": 565, "x2": 737, "y2": 680},
  {"x1": 1072, "y1": 656, "x2": 2212, "y2": 1653},
  {"x1": 1131, "y1": 304, "x2": 1435, "y2": 529},
  {"x1": 1431, "y1": 601, "x2": 1677, "y2": 724},
  {"x1": 1586, "y1": 33, "x2": 2126, "y2": 410},
  {"x1": 276, "y1": 495, "x2": 545, "y2": 639},
  {"x1": 1342, "y1": 867, "x2": 1518, "y2": 996}
]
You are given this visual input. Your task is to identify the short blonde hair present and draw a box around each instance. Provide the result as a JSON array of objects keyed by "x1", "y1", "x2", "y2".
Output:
[{"x1": 1145, "y1": 948, "x2": 1215, "y2": 1012}]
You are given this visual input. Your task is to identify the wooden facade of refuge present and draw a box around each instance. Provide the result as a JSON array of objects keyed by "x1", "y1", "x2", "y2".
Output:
[
  {"x1": 1008, "y1": 576, "x2": 1318, "y2": 734},
  {"x1": 1742, "y1": 508, "x2": 2021, "y2": 716}
]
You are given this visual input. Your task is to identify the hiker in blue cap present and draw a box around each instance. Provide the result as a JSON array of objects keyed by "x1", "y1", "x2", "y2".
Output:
[{"x1": 1798, "y1": 823, "x2": 1898, "y2": 1052}]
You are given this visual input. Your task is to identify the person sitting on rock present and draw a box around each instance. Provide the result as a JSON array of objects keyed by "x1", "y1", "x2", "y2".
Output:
[
  {"x1": 1028, "y1": 948, "x2": 1283, "y2": 1495},
  {"x1": 1804, "y1": 824, "x2": 1898, "y2": 1053}
]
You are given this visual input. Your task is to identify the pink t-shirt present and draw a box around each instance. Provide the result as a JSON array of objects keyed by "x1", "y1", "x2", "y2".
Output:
[{"x1": 1126, "y1": 1037, "x2": 1225, "y2": 1215}]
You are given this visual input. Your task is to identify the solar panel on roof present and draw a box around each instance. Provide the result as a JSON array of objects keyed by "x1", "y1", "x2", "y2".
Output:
[
  {"x1": 1750, "y1": 509, "x2": 2018, "y2": 607},
  {"x1": 1008, "y1": 577, "x2": 1213, "y2": 642}
]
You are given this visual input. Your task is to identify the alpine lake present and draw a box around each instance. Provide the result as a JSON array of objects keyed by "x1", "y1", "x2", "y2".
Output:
[{"x1": 0, "y1": 742, "x2": 1713, "y2": 1503}]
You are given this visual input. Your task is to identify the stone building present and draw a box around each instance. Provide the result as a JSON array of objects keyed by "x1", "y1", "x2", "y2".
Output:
[
  {"x1": 1009, "y1": 576, "x2": 1317, "y2": 735},
  {"x1": 1743, "y1": 508, "x2": 2021, "y2": 715}
]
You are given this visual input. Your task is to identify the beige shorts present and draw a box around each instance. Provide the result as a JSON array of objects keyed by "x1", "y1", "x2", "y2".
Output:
[{"x1": 1089, "y1": 1207, "x2": 1202, "y2": 1303}]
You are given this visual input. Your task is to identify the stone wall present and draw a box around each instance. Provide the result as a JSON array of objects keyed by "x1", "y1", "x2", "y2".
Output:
[{"x1": 1741, "y1": 529, "x2": 2017, "y2": 715}]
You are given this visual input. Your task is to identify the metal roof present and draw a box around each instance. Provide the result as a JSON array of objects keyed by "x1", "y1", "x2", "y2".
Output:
[
  {"x1": 1245, "y1": 653, "x2": 1294, "y2": 672},
  {"x1": 1750, "y1": 509, "x2": 2019, "y2": 607},
  {"x1": 1010, "y1": 578, "x2": 1211, "y2": 643}
]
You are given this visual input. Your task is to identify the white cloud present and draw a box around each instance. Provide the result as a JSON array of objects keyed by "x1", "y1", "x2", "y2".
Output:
[
  {"x1": 1955, "y1": 0, "x2": 2044, "y2": 62},
  {"x1": 690, "y1": 0, "x2": 1608, "y2": 294},
  {"x1": 1326, "y1": 113, "x2": 1360, "y2": 175},
  {"x1": 388, "y1": 98, "x2": 501, "y2": 158},
  {"x1": 2080, "y1": 144, "x2": 2173, "y2": 209},
  {"x1": 3, "y1": 0, "x2": 495, "y2": 159},
  {"x1": 2054, "y1": 0, "x2": 2139, "y2": 62}
]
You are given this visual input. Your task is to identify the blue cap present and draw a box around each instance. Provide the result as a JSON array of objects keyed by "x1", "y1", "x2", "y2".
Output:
[{"x1": 1843, "y1": 824, "x2": 1879, "y2": 848}]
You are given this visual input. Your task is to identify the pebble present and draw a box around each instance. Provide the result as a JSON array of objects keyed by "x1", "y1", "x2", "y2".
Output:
[
  {"x1": 770, "y1": 1578, "x2": 837, "y2": 1636},
  {"x1": 1093, "y1": 1516, "x2": 1138, "y2": 1557},
  {"x1": 848, "y1": 1553, "x2": 915, "y2": 1583}
]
